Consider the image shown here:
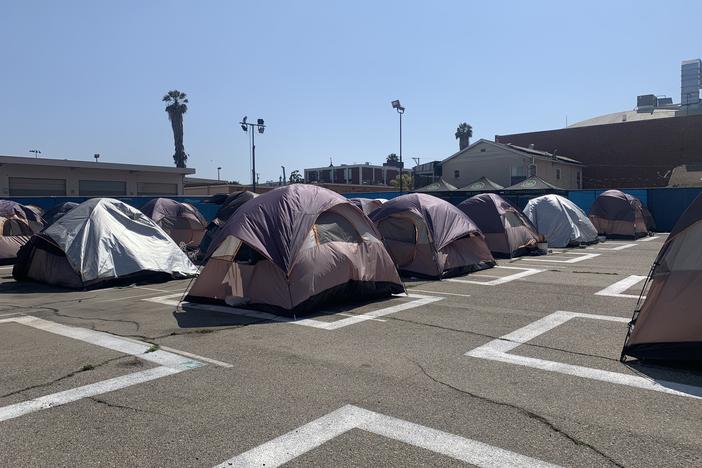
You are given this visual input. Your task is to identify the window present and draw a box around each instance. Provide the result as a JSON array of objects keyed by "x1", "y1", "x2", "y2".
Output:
[
  {"x1": 79, "y1": 180, "x2": 126, "y2": 196},
  {"x1": 480, "y1": 148, "x2": 486, "y2": 152},
  {"x1": 9, "y1": 177, "x2": 66, "y2": 196},
  {"x1": 556, "y1": 168, "x2": 561, "y2": 180},
  {"x1": 576, "y1": 171, "x2": 582, "y2": 189},
  {"x1": 529, "y1": 164, "x2": 537, "y2": 177},
  {"x1": 454, "y1": 170, "x2": 460, "y2": 179},
  {"x1": 137, "y1": 182, "x2": 177, "y2": 195}
]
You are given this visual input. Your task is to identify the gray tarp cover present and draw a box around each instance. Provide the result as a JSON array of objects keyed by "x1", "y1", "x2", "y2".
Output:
[
  {"x1": 43, "y1": 198, "x2": 198, "y2": 282},
  {"x1": 524, "y1": 194, "x2": 598, "y2": 248},
  {"x1": 369, "y1": 193, "x2": 484, "y2": 250},
  {"x1": 207, "y1": 185, "x2": 374, "y2": 273}
]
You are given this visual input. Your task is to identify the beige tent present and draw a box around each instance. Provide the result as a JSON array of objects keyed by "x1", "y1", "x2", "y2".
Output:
[
  {"x1": 588, "y1": 190, "x2": 653, "y2": 239},
  {"x1": 186, "y1": 185, "x2": 404, "y2": 315},
  {"x1": 622, "y1": 194, "x2": 702, "y2": 361}
]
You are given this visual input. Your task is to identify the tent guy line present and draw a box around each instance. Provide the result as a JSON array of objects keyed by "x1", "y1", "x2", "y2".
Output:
[{"x1": 465, "y1": 310, "x2": 702, "y2": 399}]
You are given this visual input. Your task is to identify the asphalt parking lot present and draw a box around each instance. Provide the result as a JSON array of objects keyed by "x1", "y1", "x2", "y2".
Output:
[{"x1": 2, "y1": 234, "x2": 702, "y2": 467}]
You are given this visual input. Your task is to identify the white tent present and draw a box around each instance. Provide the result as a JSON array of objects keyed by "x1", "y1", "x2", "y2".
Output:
[
  {"x1": 523, "y1": 194, "x2": 598, "y2": 248},
  {"x1": 14, "y1": 198, "x2": 198, "y2": 288}
]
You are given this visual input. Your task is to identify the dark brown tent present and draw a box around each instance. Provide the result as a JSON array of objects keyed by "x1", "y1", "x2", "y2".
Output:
[
  {"x1": 0, "y1": 200, "x2": 39, "y2": 264},
  {"x1": 588, "y1": 190, "x2": 653, "y2": 239},
  {"x1": 140, "y1": 198, "x2": 207, "y2": 248},
  {"x1": 622, "y1": 194, "x2": 702, "y2": 361},
  {"x1": 198, "y1": 191, "x2": 258, "y2": 258},
  {"x1": 349, "y1": 198, "x2": 384, "y2": 216},
  {"x1": 457, "y1": 193, "x2": 544, "y2": 258},
  {"x1": 369, "y1": 193, "x2": 495, "y2": 279},
  {"x1": 186, "y1": 185, "x2": 404, "y2": 315}
]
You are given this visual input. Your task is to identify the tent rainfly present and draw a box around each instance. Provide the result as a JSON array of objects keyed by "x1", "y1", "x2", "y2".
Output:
[
  {"x1": 349, "y1": 198, "x2": 384, "y2": 216},
  {"x1": 622, "y1": 193, "x2": 702, "y2": 361},
  {"x1": 369, "y1": 193, "x2": 496, "y2": 279},
  {"x1": 43, "y1": 202, "x2": 79, "y2": 226},
  {"x1": 198, "y1": 191, "x2": 258, "y2": 258},
  {"x1": 457, "y1": 177, "x2": 504, "y2": 192},
  {"x1": 503, "y1": 176, "x2": 564, "y2": 191},
  {"x1": 186, "y1": 185, "x2": 404, "y2": 315},
  {"x1": 523, "y1": 194, "x2": 598, "y2": 248},
  {"x1": 0, "y1": 200, "x2": 37, "y2": 265},
  {"x1": 140, "y1": 198, "x2": 208, "y2": 248},
  {"x1": 415, "y1": 179, "x2": 458, "y2": 192},
  {"x1": 458, "y1": 193, "x2": 544, "y2": 258},
  {"x1": 588, "y1": 190, "x2": 654, "y2": 239},
  {"x1": 13, "y1": 198, "x2": 198, "y2": 289}
]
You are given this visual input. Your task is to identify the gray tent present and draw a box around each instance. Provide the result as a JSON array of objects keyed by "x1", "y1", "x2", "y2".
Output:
[
  {"x1": 369, "y1": 193, "x2": 495, "y2": 279},
  {"x1": 524, "y1": 194, "x2": 598, "y2": 248},
  {"x1": 13, "y1": 198, "x2": 198, "y2": 288},
  {"x1": 187, "y1": 185, "x2": 404, "y2": 315}
]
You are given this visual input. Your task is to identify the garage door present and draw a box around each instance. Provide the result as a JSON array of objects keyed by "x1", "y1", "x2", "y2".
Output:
[
  {"x1": 9, "y1": 177, "x2": 66, "y2": 196},
  {"x1": 79, "y1": 180, "x2": 127, "y2": 196},
  {"x1": 137, "y1": 182, "x2": 178, "y2": 195}
]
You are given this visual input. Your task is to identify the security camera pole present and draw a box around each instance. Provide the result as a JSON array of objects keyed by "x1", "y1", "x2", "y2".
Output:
[
  {"x1": 240, "y1": 116, "x2": 265, "y2": 193},
  {"x1": 391, "y1": 100, "x2": 405, "y2": 192}
]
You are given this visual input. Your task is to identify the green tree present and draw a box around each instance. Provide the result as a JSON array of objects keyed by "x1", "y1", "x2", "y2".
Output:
[
  {"x1": 163, "y1": 90, "x2": 189, "y2": 168},
  {"x1": 455, "y1": 122, "x2": 473, "y2": 151},
  {"x1": 386, "y1": 153, "x2": 399, "y2": 163},
  {"x1": 390, "y1": 173, "x2": 413, "y2": 189},
  {"x1": 289, "y1": 170, "x2": 303, "y2": 183}
]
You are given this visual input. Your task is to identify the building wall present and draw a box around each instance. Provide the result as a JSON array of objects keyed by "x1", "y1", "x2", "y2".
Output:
[
  {"x1": 496, "y1": 113, "x2": 702, "y2": 188},
  {"x1": 441, "y1": 141, "x2": 581, "y2": 189},
  {"x1": 0, "y1": 164, "x2": 186, "y2": 196}
]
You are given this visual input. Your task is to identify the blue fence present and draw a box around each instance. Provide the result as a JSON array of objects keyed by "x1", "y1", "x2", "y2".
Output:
[{"x1": 7, "y1": 187, "x2": 702, "y2": 232}]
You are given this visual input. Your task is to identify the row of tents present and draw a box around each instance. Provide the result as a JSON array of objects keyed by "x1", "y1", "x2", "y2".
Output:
[{"x1": 4, "y1": 186, "x2": 701, "y2": 364}]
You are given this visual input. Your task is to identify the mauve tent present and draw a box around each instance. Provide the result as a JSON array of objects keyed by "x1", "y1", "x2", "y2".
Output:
[
  {"x1": 43, "y1": 202, "x2": 79, "y2": 226},
  {"x1": 588, "y1": 190, "x2": 653, "y2": 239},
  {"x1": 141, "y1": 198, "x2": 208, "y2": 248},
  {"x1": 198, "y1": 191, "x2": 258, "y2": 258},
  {"x1": 622, "y1": 194, "x2": 702, "y2": 361},
  {"x1": 457, "y1": 193, "x2": 543, "y2": 258},
  {"x1": 0, "y1": 200, "x2": 39, "y2": 264},
  {"x1": 186, "y1": 184, "x2": 404, "y2": 315},
  {"x1": 369, "y1": 193, "x2": 495, "y2": 279},
  {"x1": 349, "y1": 198, "x2": 384, "y2": 216}
]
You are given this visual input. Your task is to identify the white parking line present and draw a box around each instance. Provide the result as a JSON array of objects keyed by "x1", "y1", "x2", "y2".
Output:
[
  {"x1": 594, "y1": 275, "x2": 647, "y2": 299},
  {"x1": 591, "y1": 243, "x2": 636, "y2": 251},
  {"x1": 523, "y1": 252, "x2": 601, "y2": 264},
  {"x1": 214, "y1": 404, "x2": 560, "y2": 468},
  {"x1": 465, "y1": 310, "x2": 702, "y2": 399},
  {"x1": 410, "y1": 289, "x2": 472, "y2": 298},
  {"x1": 638, "y1": 236, "x2": 660, "y2": 242},
  {"x1": 0, "y1": 315, "x2": 204, "y2": 422},
  {"x1": 446, "y1": 266, "x2": 544, "y2": 286},
  {"x1": 143, "y1": 293, "x2": 444, "y2": 331}
]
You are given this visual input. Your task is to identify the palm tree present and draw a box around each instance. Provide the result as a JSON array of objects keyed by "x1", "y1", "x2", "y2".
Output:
[
  {"x1": 163, "y1": 90, "x2": 189, "y2": 168},
  {"x1": 289, "y1": 170, "x2": 304, "y2": 183},
  {"x1": 455, "y1": 122, "x2": 473, "y2": 151},
  {"x1": 386, "y1": 153, "x2": 399, "y2": 163}
]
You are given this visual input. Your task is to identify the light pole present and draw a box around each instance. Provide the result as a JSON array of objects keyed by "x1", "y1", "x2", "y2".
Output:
[
  {"x1": 240, "y1": 116, "x2": 265, "y2": 193},
  {"x1": 217, "y1": 166, "x2": 222, "y2": 181},
  {"x1": 29, "y1": 149, "x2": 41, "y2": 158},
  {"x1": 391, "y1": 100, "x2": 405, "y2": 192}
]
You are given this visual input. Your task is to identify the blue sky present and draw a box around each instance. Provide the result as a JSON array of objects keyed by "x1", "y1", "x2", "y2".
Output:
[{"x1": 1, "y1": 1, "x2": 700, "y2": 183}]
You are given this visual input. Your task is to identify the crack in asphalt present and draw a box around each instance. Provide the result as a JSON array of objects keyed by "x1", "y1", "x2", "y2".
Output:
[
  {"x1": 0, "y1": 356, "x2": 126, "y2": 399},
  {"x1": 88, "y1": 397, "x2": 171, "y2": 418},
  {"x1": 386, "y1": 315, "x2": 621, "y2": 363},
  {"x1": 412, "y1": 360, "x2": 624, "y2": 467},
  {"x1": 48, "y1": 308, "x2": 142, "y2": 331}
]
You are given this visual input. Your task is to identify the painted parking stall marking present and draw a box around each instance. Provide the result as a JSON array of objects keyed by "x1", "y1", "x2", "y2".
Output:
[
  {"x1": 0, "y1": 315, "x2": 205, "y2": 422},
  {"x1": 638, "y1": 236, "x2": 660, "y2": 242},
  {"x1": 446, "y1": 266, "x2": 544, "y2": 286},
  {"x1": 522, "y1": 252, "x2": 601, "y2": 264},
  {"x1": 590, "y1": 243, "x2": 637, "y2": 251},
  {"x1": 214, "y1": 404, "x2": 560, "y2": 468},
  {"x1": 595, "y1": 275, "x2": 647, "y2": 299},
  {"x1": 465, "y1": 310, "x2": 702, "y2": 399},
  {"x1": 144, "y1": 293, "x2": 444, "y2": 330}
]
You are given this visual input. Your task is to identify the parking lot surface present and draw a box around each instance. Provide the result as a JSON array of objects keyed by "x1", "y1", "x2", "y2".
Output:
[{"x1": 2, "y1": 235, "x2": 702, "y2": 467}]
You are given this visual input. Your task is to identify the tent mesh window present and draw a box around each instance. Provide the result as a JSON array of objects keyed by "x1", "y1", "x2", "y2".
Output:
[
  {"x1": 314, "y1": 211, "x2": 362, "y2": 244},
  {"x1": 377, "y1": 216, "x2": 418, "y2": 244},
  {"x1": 1, "y1": 218, "x2": 31, "y2": 236},
  {"x1": 234, "y1": 243, "x2": 265, "y2": 265},
  {"x1": 504, "y1": 211, "x2": 526, "y2": 228}
]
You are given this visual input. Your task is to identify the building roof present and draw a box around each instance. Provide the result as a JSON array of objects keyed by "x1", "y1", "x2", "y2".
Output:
[
  {"x1": 457, "y1": 176, "x2": 504, "y2": 191},
  {"x1": 415, "y1": 179, "x2": 457, "y2": 192},
  {"x1": 0, "y1": 155, "x2": 195, "y2": 174},
  {"x1": 503, "y1": 176, "x2": 565, "y2": 191},
  {"x1": 442, "y1": 139, "x2": 582, "y2": 166},
  {"x1": 568, "y1": 108, "x2": 677, "y2": 128}
]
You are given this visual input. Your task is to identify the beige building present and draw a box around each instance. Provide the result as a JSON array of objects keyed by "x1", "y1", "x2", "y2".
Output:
[
  {"x1": 441, "y1": 139, "x2": 583, "y2": 190},
  {"x1": 0, "y1": 155, "x2": 194, "y2": 197}
]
